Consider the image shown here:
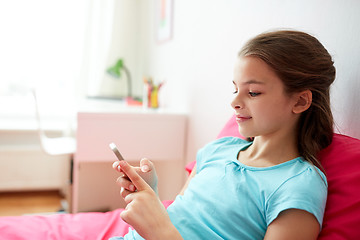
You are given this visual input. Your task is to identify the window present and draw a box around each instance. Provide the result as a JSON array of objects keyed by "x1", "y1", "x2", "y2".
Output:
[
  {"x1": 0, "y1": 0, "x2": 120, "y2": 129},
  {"x1": 0, "y1": 1, "x2": 88, "y2": 96}
]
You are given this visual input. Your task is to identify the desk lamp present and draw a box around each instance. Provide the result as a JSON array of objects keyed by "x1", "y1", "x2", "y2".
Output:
[{"x1": 107, "y1": 59, "x2": 132, "y2": 98}]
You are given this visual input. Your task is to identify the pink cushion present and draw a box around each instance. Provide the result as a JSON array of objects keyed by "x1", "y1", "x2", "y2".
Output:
[
  {"x1": 186, "y1": 115, "x2": 360, "y2": 239},
  {"x1": 216, "y1": 114, "x2": 243, "y2": 139},
  {"x1": 318, "y1": 134, "x2": 360, "y2": 239}
]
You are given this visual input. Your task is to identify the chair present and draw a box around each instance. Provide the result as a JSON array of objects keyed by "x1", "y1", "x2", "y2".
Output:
[
  {"x1": 32, "y1": 89, "x2": 76, "y2": 155},
  {"x1": 31, "y1": 89, "x2": 76, "y2": 212}
]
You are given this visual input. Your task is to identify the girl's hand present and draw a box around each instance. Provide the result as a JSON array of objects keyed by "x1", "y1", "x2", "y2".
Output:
[
  {"x1": 117, "y1": 160, "x2": 183, "y2": 240},
  {"x1": 113, "y1": 158, "x2": 158, "y2": 195}
]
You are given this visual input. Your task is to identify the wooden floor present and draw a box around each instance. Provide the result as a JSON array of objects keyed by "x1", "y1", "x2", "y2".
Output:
[{"x1": 0, "y1": 190, "x2": 64, "y2": 216}]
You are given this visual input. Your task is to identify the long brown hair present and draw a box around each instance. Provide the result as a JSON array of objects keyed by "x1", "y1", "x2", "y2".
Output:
[{"x1": 238, "y1": 30, "x2": 336, "y2": 170}]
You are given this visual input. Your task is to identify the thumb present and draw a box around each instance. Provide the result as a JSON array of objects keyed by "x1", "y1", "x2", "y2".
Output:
[
  {"x1": 118, "y1": 160, "x2": 151, "y2": 191},
  {"x1": 140, "y1": 158, "x2": 155, "y2": 173}
]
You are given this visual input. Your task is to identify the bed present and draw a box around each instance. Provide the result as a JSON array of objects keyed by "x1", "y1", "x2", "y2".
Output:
[{"x1": 1, "y1": 115, "x2": 360, "y2": 240}]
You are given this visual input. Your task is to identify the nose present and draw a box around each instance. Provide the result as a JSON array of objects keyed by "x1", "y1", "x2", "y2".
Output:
[{"x1": 231, "y1": 95, "x2": 244, "y2": 110}]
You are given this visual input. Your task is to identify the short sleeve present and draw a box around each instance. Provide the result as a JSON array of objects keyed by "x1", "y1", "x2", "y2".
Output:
[
  {"x1": 195, "y1": 147, "x2": 205, "y2": 173},
  {"x1": 266, "y1": 166, "x2": 328, "y2": 227}
]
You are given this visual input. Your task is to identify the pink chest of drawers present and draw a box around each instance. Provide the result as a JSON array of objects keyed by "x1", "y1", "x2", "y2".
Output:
[{"x1": 72, "y1": 111, "x2": 187, "y2": 213}]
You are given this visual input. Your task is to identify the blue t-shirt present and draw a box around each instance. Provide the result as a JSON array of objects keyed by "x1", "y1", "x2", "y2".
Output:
[{"x1": 124, "y1": 137, "x2": 328, "y2": 240}]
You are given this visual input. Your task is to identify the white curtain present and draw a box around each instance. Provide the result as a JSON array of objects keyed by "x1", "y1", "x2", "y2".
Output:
[{"x1": 81, "y1": 0, "x2": 118, "y2": 98}]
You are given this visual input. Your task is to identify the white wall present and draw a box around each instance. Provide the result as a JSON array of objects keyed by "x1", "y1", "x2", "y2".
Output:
[{"x1": 140, "y1": 0, "x2": 360, "y2": 163}]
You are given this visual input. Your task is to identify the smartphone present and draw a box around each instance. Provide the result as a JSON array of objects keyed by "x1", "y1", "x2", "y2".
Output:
[
  {"x1": 110, "y1": 142, "x2": 136, "y2": 191},
  {"x1": 109, "y1": 142, "x2": 125, "y2": 161}
]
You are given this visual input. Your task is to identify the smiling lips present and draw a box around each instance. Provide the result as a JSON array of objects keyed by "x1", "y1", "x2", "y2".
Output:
[{"x1": 235, "y1": 114, "x2": 252, "y2": 123}]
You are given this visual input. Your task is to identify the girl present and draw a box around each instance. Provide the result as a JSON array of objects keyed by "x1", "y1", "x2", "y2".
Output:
[{"x1": 111, "y1": 30, "x2": 335, "y2": 240}]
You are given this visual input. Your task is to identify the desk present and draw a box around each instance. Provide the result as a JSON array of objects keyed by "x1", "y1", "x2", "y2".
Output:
[{"x1": 73, "y1": 107, "x2": 187, "y2": 212}]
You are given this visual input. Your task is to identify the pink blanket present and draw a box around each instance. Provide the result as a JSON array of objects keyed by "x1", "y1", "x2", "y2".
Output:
[{"x1": 0, "y1": 201, "x2": 173, "y2": 240}]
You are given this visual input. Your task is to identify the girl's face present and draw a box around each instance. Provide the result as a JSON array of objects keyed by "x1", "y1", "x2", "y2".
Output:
[{"x1": 231, "y1": 56, "x2": 299, "y2": 139}]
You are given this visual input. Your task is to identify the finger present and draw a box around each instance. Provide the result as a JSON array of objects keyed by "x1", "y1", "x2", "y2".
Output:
[
  {"x1": 118, "y1": 160, "x2": 151, "y2": 191},
  {"x1": 116, "y1": 176, "x2": 136, "y2": 191},
  {"x1": 114, "y1": 161, "x2": 143, "y2": 174},
  {"x1": 139, "y1": 158, "x2": 154, "y2": 173},
  {"x1": 120, "y1": 208, "x2": 130, "y2": 224},
  {"x1": 112, "y1": 161, "x2": 122, "y2": 172},
  {"x1": 120, "y1": 187, "x2": 133, "y2": 201}
]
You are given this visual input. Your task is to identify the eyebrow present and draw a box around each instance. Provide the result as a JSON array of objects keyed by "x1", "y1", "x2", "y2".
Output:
[{"x1": 232, "y1": 80, "x2": 265, "y2": 85}]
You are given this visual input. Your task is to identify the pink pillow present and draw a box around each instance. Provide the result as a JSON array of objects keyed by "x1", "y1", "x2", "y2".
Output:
[
  {"x1": 318, "y1": 134, "x2": 360, "y2": 239},
  {"x1": 186, "y1": 115, "x2": 360, "y2": 239},
  {"x1": 216, "y1": 114, "x2": 243, "y2": 139}
]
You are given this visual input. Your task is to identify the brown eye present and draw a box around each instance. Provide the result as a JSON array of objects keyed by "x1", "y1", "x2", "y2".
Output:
[
  {"x1": 249, "y1": 92, "x2": 261, "y2": 97},
  {"x1": 232, "y1": 81, "x2": 238, "y2": 94}
]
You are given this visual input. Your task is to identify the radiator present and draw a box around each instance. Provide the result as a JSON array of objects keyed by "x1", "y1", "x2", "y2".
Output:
[{"x1": 0, "y1": 130, "x2": 71, "y2": 193}]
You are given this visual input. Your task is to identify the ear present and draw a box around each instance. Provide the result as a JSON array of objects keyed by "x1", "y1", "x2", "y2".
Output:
[{"x1": 292, "y1": 90, "x2": 312, "y2": 114}]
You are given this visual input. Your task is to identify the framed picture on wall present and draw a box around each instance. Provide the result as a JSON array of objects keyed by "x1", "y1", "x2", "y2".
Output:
[{"x1": 156, "y1": 0, "x2": 174, "y2": 43}]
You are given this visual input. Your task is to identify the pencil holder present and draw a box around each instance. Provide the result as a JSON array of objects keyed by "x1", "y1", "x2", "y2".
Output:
[{"x1": 143, "y1": 77, "x2": 164, "y2": 109}]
